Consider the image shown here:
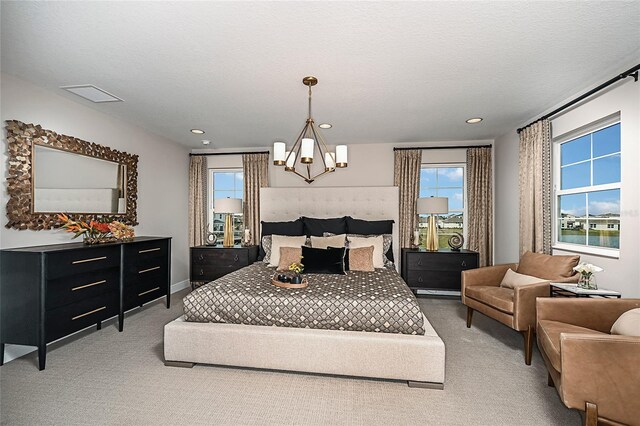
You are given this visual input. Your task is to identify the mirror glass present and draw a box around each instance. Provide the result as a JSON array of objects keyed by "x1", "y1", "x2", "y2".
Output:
[{"x1": 33, "y1": 144, "x2": 126, "y2": 214}]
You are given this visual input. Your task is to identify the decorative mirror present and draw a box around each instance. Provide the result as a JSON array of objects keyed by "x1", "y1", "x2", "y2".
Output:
[{"x1": 5, "y1": 120, "x2": 138, "y2": 230}]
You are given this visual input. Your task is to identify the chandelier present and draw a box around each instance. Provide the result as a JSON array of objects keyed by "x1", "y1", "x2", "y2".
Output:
[{"x1": 273, "y1": 76, "x2": 347, "y2": 184}]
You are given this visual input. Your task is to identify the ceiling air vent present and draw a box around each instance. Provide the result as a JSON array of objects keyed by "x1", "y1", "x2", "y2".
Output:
[{"x1": 60, "y1": 84, "x2": 123, "y2": 103}]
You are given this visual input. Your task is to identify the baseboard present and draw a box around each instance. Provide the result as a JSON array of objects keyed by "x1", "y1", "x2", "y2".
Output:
[{"x1": 2, "y1": 279, "x2": 191, "y2": 365}]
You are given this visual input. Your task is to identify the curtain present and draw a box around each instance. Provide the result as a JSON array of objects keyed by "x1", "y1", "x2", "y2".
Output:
[
  {"x1": 394, "y1": 149, "x2": 422, "y2": 248},
  {"x1": 467, "y1": 147, "x2": 493, "y2": 267},
  {"x1": 519, "y1": 119, "x2": 552, "y2": 256},
  {"x1": 188, "y1": 156, "x2": 208, "y2": 247},
  {"x1": 243, "y1": 152, "x2": 269, "y2": 246}
]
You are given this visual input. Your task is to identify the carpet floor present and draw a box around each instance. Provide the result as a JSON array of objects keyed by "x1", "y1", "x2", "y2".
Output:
[{"x1": 0, "y1": 290, "x2": 580, "y2": 425}]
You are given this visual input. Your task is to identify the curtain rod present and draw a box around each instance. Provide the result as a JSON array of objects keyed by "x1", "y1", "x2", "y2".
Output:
[
  {"x1": 517, "y1": 63, "x2": 640, "y2": 134},
  {"x1": 189, "y1": 151, "x2": 269, "y2": 157},
  {"x1": 393, "y1": 145, "x2": 492, "y2": 151}
]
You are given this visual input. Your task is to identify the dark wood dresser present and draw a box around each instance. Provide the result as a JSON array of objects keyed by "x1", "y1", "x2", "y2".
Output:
[
  {"x1": 0, "y1": 236, "x2": 171, "y2": 370},
  {"x1": 190, "y1": 245, "x2": 258, "y2": 286},
  {"x1": 401, "y1": 248, "x2": 479, "y2": 295}
]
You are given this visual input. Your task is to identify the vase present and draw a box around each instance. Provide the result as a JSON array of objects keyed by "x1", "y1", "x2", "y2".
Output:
[
  {"x1": 578, "y1": 274, "x2": 597, "y2": 290},
  {"x1": 290, "y1": 274, "x2": 302, "y2": 284}
]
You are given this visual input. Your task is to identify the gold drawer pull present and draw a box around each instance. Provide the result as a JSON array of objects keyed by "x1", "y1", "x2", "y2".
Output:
[
  {"x1": 139, "y1": 266, "x2": 160, "y2": 274},
  {"x1": 72, "y1": 306, "x2": 106, "y2": 320},
  {"x1": 72, "y1": 280, "x2": 106, "y2": 291},
  {"x1": 72, "y1": 256, "x2": 107, "y2": 265},
  {"x1": 139, "y1": 247, "x2": 161, "y2": 254},
  {"x1": 138, "y1": 287, "x2": 160, "y2": 296}
]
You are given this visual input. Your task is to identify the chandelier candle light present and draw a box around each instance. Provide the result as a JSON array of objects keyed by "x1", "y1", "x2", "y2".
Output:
[
  {"x1": 214, "y1": 198, "x2": 243, "y2": 247},
  {"x1": 417, "y1": 197, "x2": 449, "y2": 251},
  {"x1": 273, "y1": 76, "x2": 347, "y2": 184}
]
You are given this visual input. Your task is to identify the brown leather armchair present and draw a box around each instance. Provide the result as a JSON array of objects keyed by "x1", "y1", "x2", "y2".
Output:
[
  {"x1": 536, "y1": 298, "x2": 640, "y2": 426},
  {"x1": 461, "y1": 252, "x2": 579, "y2": 365}
]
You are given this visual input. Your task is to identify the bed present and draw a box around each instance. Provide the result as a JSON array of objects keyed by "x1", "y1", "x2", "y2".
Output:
[{"x1": 164, "y1": 186, "x2": 445, "y2": 388}]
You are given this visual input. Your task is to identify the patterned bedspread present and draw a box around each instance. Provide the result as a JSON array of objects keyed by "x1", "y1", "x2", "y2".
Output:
[{"x1": 183, "y1": 262, "x2": 425, "y2": 335}]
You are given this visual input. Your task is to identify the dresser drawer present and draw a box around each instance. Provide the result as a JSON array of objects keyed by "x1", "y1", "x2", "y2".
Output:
[
  {"x1": 405, "y1": 253, "x2": 477, "y2": 271},
  {"x1": 47, "y1": 246, "x2": 120, "y2": 279},
  {"x1": 191, "y1": 249, "x2": 249, "y2": 267},
  {"x1": 124, "y1": 240, "x2": 168, "y2": 265},
  {"x1": 45, "y1": 292, "x2": 118, "y2": 343},
  {"x1": 46, "y1": 267, "x2": 120, "y2": 310},
  {"x1": 406, "y1": 270, "x2": 463, "y2": 291},
  {"x1": 124, "y1": 283, "x2": 166, "y2": 311},
  {"x1": 125, "y1": 263, "x2": 167, "y2": 288}
]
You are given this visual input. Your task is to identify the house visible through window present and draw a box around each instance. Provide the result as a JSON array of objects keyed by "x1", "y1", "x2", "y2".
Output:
[
  {"x1": 555, "y1": 121, "x2": 620, "y2": 253},
  {"x1": 209, "y1": 169, "x2": 244, "y2": 243},
  {"x1": 419, "y1": 164, "x2": 466, "y2": 248}
]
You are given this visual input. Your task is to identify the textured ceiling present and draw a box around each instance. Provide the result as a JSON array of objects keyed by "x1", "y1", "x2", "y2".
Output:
[{"x1": 1, "y1": 1, "x2": 639, "y2": 148}]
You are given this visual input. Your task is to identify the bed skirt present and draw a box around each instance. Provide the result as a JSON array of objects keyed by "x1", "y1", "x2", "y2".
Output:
[{"x1": 164, "y1": 314, "x2": 445, "y2": 387}]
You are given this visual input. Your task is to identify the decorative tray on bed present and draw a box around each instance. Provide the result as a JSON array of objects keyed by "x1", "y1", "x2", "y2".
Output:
[{"x1": 271, "y1": 274, "x2": 308, "y2": 289}]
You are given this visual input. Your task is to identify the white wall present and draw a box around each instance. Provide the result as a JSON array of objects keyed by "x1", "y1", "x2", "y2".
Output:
[
  {"x1": 200, "y1": 140, "x2": 491, "y2": 187},
  {"x1": 494, "y1": 79, "x2": 640, "y2": 297}
]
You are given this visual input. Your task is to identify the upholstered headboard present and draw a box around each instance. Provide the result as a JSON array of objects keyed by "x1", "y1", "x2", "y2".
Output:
[{"x1": 260, "y1": 186, "x2": 400, "y2": 269}]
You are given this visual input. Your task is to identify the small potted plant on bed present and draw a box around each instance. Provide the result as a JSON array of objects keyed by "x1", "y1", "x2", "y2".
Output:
[{"x1": 288, "y1": 261, "x2": 304, "y2": 284}]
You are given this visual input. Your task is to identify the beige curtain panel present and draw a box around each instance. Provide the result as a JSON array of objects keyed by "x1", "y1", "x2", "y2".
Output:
[
  {"x1": 519, "y1": 119, "x2": 552, "y2": 256},
  {"x1": 243, "y1": 152, "x2": 269, "y2": 246},
  {"x1": 394, "y1": 149, "x2": 422, "y2": 248},
  {"x1": 467, "y1": 147, "x2": 493, "y2": 267},
  {"x1": 188, "y1": 156, "x2": 208, "y2": 247}
]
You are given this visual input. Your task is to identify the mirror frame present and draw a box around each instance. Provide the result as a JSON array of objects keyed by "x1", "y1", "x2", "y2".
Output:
[{"x1": 5, "y1": 120, "x2": 139, "y2": 230}]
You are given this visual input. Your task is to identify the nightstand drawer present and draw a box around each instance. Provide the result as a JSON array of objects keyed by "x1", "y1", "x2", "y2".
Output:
[
  {"x1": 405, "y1": 253, "x2": 477, "y2": 271},
  {"x1": 191, "y1": 265, "x2": 237, "y2": 282},
  {"x1": 406, "y1": 270, "x2": 462, "y2": 291},
  {"x1": 191, "y1": 249, "x2": 249, "y2": 267}
]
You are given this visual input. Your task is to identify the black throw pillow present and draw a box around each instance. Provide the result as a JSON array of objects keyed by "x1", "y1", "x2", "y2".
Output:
[
  {"x1": 259, "y1": 219, "x2": 304, "y2": 259},
  {"x1": 302, "y1": 216, "x2": 347, "y2": 237},
  {"x1": 346, "y1": 217, "x2": 394, "y2": 235},
  {"x1": 301, "y1": 246, "x2": 346, "y2": 275}
]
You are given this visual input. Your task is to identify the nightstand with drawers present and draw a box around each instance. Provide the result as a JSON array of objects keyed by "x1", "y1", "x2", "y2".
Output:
[
  {"x1": 190, "y1": 245, "x2": 259, "y2": 288},
  {"x1": 401, "y1": 248, "x2": 479, "y2": 296}
]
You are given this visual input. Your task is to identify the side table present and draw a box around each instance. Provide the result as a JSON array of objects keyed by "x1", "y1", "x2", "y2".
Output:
[{"x1": 550, "y1": 283, "x2": 621, "y2": 299}]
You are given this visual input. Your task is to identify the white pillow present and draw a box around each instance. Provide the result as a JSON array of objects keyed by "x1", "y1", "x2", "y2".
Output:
[
  {"x1": 348, "y1": 235, "x2": 384, "y2": 268},
  {"x1": 500, "y1": 268, "x2": 547, "y2": 289},
  {"x1": 268, "y1": 235, "x2": 307, "y2": 268},
  {"x1": 310, "y1": 234, "x2": 346, "y2": 249},
  {"x1": 610, "y1": 308, "x2": 640, "y2": 337}
]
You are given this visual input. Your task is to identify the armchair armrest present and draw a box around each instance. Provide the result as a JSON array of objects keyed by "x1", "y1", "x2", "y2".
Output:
[
  {"x1": 461, "y1": 263, "x2": 517, "y2": 304},
  {"x1": 537, "y1": 298, "x2": 640, "y2": 333},
  {"x1": 513, "y1": 281, "x2": 550, "y2": 331},
  {"x1": 560, "y1": 333, "x2": 640, "y2": 424}
]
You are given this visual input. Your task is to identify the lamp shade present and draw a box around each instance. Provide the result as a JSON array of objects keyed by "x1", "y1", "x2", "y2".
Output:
[
  {"x1": 417, "y1": 197, "x2": 448, "y2": 214},
  {"x1": 214, "y1": 198, "x2": 243, "y2": 214},
  {"x1": 273, "y1": 142, "x2": 286, "y2": 164},
  {"x1": 285, "y1": 151, "x2": 296, "y2": 168},
  {"x1": 336, "y1": 145, "x2": 348, "y2": 166}
]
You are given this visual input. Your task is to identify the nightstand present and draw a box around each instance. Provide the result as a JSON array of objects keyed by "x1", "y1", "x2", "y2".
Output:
[
  {"x1": 401, "y1": 248, "x2": 479, "y2": 296},
  {"x1": 190, "y1": 245, "x2": 258, "y2": 288}
]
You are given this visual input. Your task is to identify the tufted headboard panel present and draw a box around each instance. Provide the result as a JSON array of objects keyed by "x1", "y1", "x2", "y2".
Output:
[{"x1": 260, "y1": 186, "x2": 400, "y2": 269}]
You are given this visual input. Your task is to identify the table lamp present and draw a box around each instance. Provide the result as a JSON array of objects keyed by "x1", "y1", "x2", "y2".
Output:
[
  {"x1": 214, "y1": 198, "x2": 243, "y2": 247},
  {"x1": 417, "y1": 197, "x2": 448, "y2": 251}
]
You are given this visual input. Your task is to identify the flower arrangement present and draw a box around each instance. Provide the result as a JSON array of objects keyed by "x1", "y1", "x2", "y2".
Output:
[
  {"x1": 573, "y1": 262, "x2": 603, "y2": 290},
  {"x1": 288, "y1": 260, "x2": 304, "y2": 284},
  {"x1": 57, "y1": 213, "x2": 134, "y2": 244}
]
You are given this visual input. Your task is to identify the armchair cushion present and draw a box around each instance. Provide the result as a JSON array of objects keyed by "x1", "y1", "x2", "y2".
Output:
[
  {"x1": 610, "y1": 308, "x2": 640, "y2": 336},
  {"x1": 537, "y1": 320, "x2": 605, "y2": 372},
  {"x1": 465, "y1": 286, "x2": 514, "y2": 314},
  {"x1": 500, "y1": 268, "x2": 547, "y2": 289},
  {"x1": 516, "y1": 251, "x2": 580, "y2": 281}
]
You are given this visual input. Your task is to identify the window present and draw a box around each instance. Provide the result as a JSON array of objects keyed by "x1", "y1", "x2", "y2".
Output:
[
  {"x1": 209, "y1": 169, "x2": 244, "y2": 243},
  {"x1": 554, "y1": 121, "x2": 620, "y2": 254},
  {"x1": 419, "y1": 164, "x2": 466, "y2": 248}
]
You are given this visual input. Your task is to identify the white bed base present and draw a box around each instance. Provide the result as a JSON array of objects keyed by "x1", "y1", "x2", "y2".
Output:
[{"x1": 166, "y1": 186, "x2": 446, "y2": 387}]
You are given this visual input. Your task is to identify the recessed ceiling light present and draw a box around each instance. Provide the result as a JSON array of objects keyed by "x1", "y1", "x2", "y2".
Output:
[
  {"x1": 466, "y1": 118, "x2": 483, "y2": 124},
  {"x1": 60, "y1": 84, "x2": 123, "y2": 103},
  {"x1": 202, "y1": 140, "x2": 211, "y2": 145},
  {"x1": 191, "y1": 129, "x2": 205, "y2": 134},
  {"x1": 318, "y1": 123, "x2": 332, "y2": 129}
]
